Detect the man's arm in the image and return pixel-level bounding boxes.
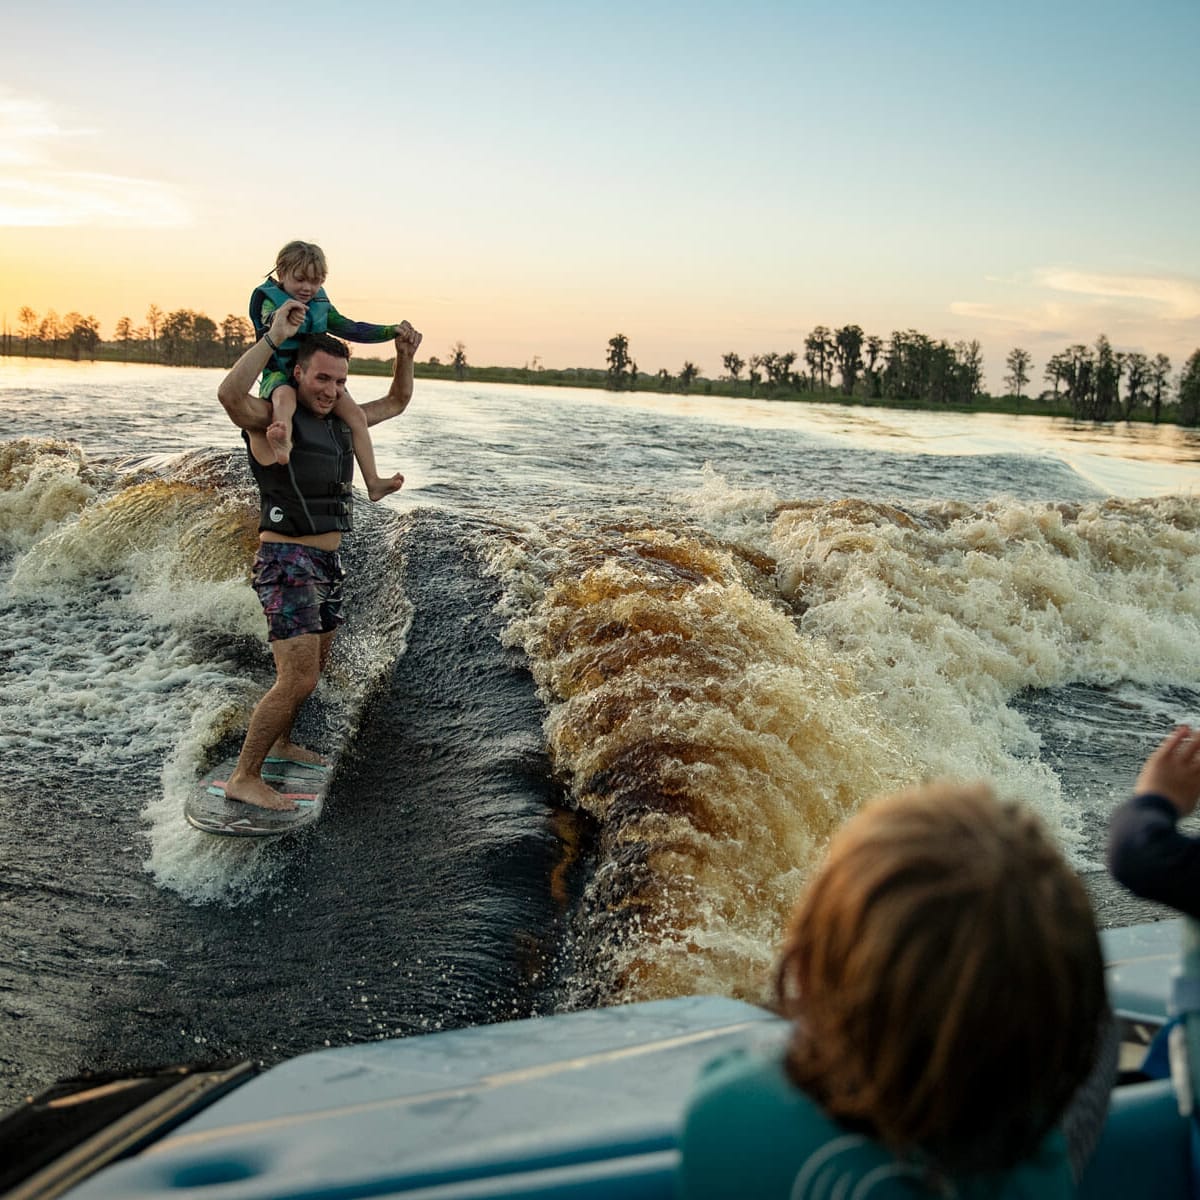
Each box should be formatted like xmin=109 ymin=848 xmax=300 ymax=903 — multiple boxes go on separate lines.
xmin=1108 ymin=793 xmax=1200 ymax=919
xmin=217 ymin=300 xmax=306 ymax=431
xmin=1107 ymin=726 xmax=1200 ymax=919
xmin=360 ymin=322 xmax=423 ymax=427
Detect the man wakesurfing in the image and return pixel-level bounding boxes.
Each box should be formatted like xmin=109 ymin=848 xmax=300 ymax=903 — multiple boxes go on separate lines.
xmin=215 ymin=298 xmax=422 ymax=811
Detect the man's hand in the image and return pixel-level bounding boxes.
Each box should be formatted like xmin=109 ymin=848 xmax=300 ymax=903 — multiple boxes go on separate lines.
xmin=1136 ymin=725 xmax=1200 ymax=816
xmin=269 ymin=299 xmax=307 ymax=344
xmin=360 ymin=322 xmax=421 ymax=426
xmin=394 ymin=320 xmax=423 ymax=359
xmin=219 ymin=301 xmax=307 ymax=429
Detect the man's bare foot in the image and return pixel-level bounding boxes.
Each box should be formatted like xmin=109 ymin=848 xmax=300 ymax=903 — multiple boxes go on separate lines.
xmin=367 ymin=472 xmax=405 ymax=502
xmin=223 ymin=771 xmax=296 ymax=812
xmin=267 ymin=421 xmax=292 ymax=465
xmin=268 ymin=740 xmax=328 ymax=766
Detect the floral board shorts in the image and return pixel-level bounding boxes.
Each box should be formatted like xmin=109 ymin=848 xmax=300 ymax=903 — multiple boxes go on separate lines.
xmin=251 ymin=542 xmax=346 ymax=642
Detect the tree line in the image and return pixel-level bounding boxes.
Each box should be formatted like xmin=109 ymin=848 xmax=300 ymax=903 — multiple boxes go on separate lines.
xmin=605 ymin=326 xmax=1200 ymax=425
xmin=5 ymin=304 xmax=1198 ymax=425
xmin=5 ymin=305 xmax=255 ymax=367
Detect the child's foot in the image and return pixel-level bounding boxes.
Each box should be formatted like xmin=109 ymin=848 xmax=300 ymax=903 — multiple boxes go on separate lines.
xmin=267 ymin=421 xmax=292 ymax=465
xmin=367 ymin=472 xmax=405 ymax=501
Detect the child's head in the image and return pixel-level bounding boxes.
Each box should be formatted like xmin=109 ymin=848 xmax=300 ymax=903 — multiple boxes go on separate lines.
xmin=777 ymin=781 xmax=1104 ymax=1176
xmin=273 ymin=241 xmax=327 ymax=295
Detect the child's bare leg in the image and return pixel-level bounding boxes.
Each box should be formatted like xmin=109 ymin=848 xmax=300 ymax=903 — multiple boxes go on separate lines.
xmin=332 ymin=390 xmax=404 ymax=500
xmin=268 ymin=385 xmax=297 ymax=465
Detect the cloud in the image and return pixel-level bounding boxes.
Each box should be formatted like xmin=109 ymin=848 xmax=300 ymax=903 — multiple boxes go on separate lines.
xmin=1034 ymin=269 xmax=1200 ymax=321
xmin=950 ymin=267 xmax=1200 ymax=356
xmin=0 ymin=88 xmax=190 ymax=228
xmin=0 ymin=92 xmax=72 ymax=167
xmin=0 ymin=174 xmax=190 ymax=228
xmin=947 ymin=300 xmax=1072 ymax=340
xmin=951 ymin=301 xmax=1055 ymax=328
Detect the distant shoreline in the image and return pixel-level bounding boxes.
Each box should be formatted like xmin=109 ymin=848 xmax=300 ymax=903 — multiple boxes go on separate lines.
xmin=0 ymin=344 xmax=1191 ymax=427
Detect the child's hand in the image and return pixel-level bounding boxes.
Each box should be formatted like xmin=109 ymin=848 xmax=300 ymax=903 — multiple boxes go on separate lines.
xmin=270 ymin=299 xmax=306 ymax=342
xmin=1136 ymin=725 xmax=1200 ymax=816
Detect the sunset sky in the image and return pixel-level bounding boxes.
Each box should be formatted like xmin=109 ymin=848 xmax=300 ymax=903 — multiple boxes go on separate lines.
xmin=2 ymin=0 xmax=1198 ymax=391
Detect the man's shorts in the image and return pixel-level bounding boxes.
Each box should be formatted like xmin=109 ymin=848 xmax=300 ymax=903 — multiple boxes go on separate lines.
xmin=251 ymin=542 xmax=345 ymax=642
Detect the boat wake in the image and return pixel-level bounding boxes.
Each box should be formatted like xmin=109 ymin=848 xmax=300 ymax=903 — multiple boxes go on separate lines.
xmin=2 ymin=433 xmax=1198 ymax=1102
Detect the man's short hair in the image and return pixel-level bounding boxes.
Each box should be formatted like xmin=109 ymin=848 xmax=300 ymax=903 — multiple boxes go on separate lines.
xmin=295 ymin=332 xmax=350 ymax=370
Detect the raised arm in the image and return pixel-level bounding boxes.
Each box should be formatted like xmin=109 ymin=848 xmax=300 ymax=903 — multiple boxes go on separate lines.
xmin=1107 ymin=726 xmax=1200 ymax=919
xmin=217 ymin=300 xmax=306 ymax=430
xmin=360 ymin=322 xmax=423 ymax=427
xmin=326 ymin=301 xmax=400 ymax=345
xmin=1135 ymin=725 xmax=1200 ymax=815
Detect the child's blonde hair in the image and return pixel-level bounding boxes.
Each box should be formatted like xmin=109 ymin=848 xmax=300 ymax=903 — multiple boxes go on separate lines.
xmin=777 ymin=780 xmax=1104 ymax=1175
xmin=273 ymin=240 xmax=327 ymax=283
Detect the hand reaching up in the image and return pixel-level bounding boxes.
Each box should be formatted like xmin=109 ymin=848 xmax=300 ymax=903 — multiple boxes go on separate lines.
xmin=394 ymin=320 xmax=423 ymax=359
xmin=1136 ymin=725 xmax=1200 ymax=816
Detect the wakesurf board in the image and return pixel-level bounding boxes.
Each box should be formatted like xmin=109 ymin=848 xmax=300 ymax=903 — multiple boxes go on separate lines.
xmin=185 ymin=756 xmax=329 ymax=837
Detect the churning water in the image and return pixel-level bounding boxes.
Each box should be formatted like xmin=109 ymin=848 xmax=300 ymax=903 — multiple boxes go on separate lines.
xmin=1 ymin=358 xmax=1197 ymax=1107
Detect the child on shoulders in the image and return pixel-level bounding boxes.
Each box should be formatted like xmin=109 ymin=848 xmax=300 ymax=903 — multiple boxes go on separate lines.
xmin=250 ymin=240 xmax=408 ymax=502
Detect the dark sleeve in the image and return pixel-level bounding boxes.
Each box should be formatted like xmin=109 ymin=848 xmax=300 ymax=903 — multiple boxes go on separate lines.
xmin=1108 ymin=792 xmax=1200 ymax=919
xmin=325 ymin=300 xmax=397 ymax=344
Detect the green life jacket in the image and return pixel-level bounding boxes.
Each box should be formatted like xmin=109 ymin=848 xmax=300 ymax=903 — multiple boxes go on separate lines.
xmin=252 ymin=279 xmax=333 ymax=364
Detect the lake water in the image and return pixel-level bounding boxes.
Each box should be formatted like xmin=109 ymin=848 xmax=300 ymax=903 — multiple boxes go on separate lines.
xmin=1 ymin=357 xmax=1198 ymax=1108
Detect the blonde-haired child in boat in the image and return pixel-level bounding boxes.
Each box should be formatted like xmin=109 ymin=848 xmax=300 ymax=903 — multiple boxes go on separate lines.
xmin=249 ymin=240 xmax=411 ymax=501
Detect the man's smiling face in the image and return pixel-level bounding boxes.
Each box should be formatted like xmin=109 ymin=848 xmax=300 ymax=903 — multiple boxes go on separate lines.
xmin=294 ymin=350 xmax=347 ymax=418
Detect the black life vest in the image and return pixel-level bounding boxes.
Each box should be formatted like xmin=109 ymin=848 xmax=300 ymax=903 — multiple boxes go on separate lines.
xmin=245 ymin=406 xmax=353 ymax=537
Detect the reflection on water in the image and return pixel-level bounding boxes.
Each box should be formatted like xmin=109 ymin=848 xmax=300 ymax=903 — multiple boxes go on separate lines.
xmin=767 ymin=403 xmax=1200 ymax=498
xmin=797 ymin=402 xmax=1200 ymax=462
xmin=3 ymin=359 xmax=1197 ymax=496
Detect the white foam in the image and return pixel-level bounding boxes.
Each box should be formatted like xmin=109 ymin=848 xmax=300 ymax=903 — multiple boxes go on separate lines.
xmin=770 ymin=494 xmax=1200 ymax=842
xmin=483 ymin=492 xmax=1200 ymax=1003
xmin=0 ymin=438 xmax=96 ymax=555
xmin=146 ymin=702 xmax=293 ymax=906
